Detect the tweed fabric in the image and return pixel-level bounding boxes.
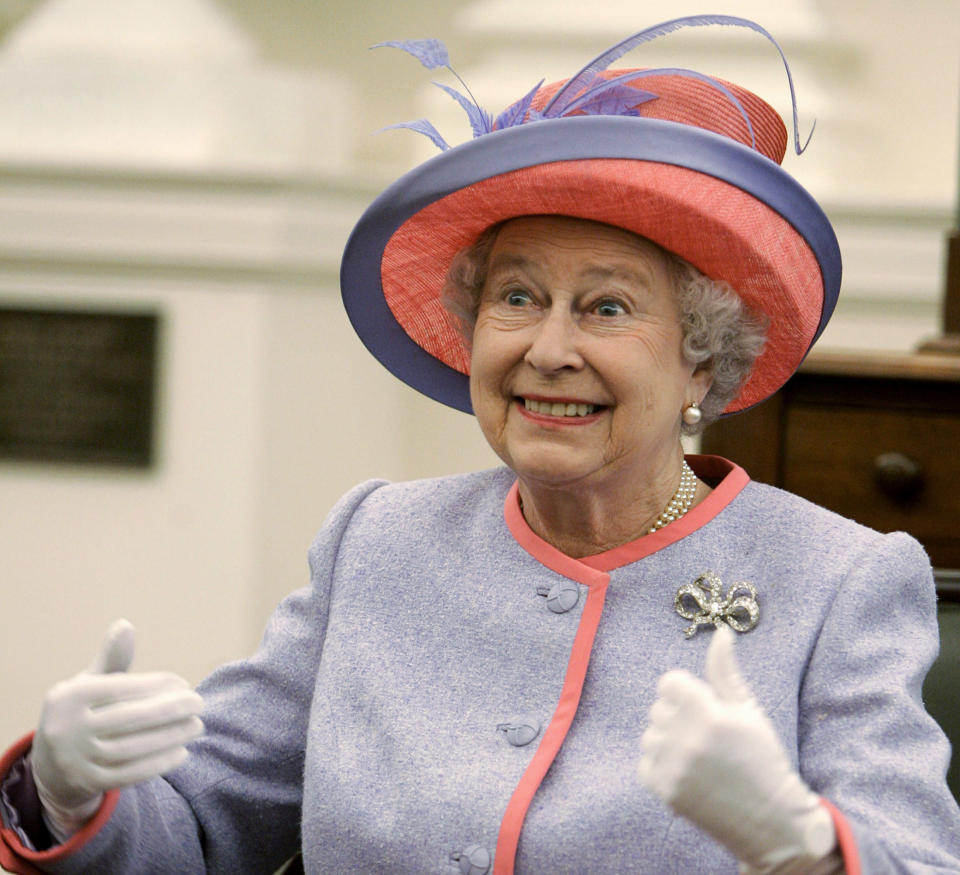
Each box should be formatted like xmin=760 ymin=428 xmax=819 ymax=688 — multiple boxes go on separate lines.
xmin=3 ymin=464 xmax=960 ymax=873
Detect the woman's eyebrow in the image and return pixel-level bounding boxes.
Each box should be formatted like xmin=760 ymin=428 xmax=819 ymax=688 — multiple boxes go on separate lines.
xmin=487 ymin=252 xmax=536 ymax=275
xmin=579 ymin=263 xmax=654 ymax=287
xmin=488 ymin=254 xmax=652 ymax=285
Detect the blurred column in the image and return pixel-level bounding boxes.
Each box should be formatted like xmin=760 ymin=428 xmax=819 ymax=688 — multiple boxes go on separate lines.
xmin=0 ymin=0 xmax=384 ymax=747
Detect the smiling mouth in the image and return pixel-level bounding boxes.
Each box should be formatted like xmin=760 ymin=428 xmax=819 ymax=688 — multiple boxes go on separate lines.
xmin=520 ymin=398 xmax=604 ymax=418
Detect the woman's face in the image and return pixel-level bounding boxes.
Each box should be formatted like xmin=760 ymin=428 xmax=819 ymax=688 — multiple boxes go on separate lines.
xmin=469 ymin=215 xmax=711 ymax=492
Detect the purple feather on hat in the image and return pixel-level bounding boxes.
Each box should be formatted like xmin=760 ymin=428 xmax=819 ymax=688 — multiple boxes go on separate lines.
xmin=373 ymin=38 xmax=493 ymax=143
xmin=558 ymin=74 xmax=657 ymax=118
xmin=373 ymin=15 xmax=813 ymax=154
xmin=372 ymin=39 xmax=450 ymax=70
xmin=541 ymin=14 xmax=812 ymax=152
xmin=540 ymin=15 xmax=732 ymax=117
xmin=377 ymin=119 xmax=451 ymax=152
xmin=492 ymin=79 xmax=544 ymax=131
xmin=432 ymin=81 xmax=493 ymax=138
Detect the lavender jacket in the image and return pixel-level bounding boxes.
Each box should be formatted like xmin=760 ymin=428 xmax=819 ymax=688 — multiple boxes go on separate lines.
xmin=3 ymin=456 xmax=960 ymax=874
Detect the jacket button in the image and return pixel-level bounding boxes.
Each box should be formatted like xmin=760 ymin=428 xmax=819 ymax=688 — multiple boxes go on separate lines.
xmin=536 ymin=580 xmax=579 ymax=613
xmin=497 ymin=714 xmax=542 ymax=746
xmin=452 ymin=844 xmax=491 ymax=874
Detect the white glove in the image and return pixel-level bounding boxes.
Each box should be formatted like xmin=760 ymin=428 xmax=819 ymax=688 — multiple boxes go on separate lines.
xmin=30 ymin=619 xmax=204 ymax=843
xmin=638 ymin=626 xmax=837 ymax=874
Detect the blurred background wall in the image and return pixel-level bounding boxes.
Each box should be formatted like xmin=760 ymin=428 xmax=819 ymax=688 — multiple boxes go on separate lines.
xmin=0 ymin=0 xmax=957 ymax=749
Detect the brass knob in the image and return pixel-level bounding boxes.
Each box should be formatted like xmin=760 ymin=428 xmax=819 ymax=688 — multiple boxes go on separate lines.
xmin=872 ymin=452 xmax=924 ymax=502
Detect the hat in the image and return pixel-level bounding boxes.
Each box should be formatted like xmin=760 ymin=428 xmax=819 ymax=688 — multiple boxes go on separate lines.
xmin=340 ymin=15 xmax=841 ymax=416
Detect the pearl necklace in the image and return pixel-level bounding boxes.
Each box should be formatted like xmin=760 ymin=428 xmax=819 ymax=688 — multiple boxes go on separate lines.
xmin=648 ymin=460 xmax=698 ymax=533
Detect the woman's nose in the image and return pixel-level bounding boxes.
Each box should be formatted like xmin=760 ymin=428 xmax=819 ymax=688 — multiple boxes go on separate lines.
xmin=523 ymin=310 xmax=584 ymax=374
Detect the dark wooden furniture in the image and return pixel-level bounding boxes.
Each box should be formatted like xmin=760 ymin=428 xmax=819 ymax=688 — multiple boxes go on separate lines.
xmin=703 ymin=352 xmax=960 ymax=802
xmin=925 ymin=570 xmax=960 ymax=801
xmin=919 ymin=229 xmax=960 ymax=355
xmin=702 ymin=349 xmax=960 ymax=569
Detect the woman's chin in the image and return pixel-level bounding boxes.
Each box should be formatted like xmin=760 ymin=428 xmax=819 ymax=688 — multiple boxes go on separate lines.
xmin=505 ymin=447 xmax=605 ymax=490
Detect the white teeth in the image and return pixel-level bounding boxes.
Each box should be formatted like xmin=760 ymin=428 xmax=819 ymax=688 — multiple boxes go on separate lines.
xmin=523 ymin=399 xmax=596 ymax=417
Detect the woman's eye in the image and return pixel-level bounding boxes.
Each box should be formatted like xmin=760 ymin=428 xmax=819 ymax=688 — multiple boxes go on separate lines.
xmin=505 ymin=290 xmax=533 ymax=307
xmin=594 ymin=300 xmax=626 ymax=317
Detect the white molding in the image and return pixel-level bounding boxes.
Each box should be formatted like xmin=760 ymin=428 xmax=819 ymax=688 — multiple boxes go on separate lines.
xmin=829 ymin=208 xmax=950 ymax=304
xmin=3 ymin=0 xmax=255 ymax=60
xmin=0 ymin=172 xmax=372 ymax=284
xmin=0 ymin=0 xmax=355 ymax=177
xmin=0 ymin=165 xmax=949 ymax=318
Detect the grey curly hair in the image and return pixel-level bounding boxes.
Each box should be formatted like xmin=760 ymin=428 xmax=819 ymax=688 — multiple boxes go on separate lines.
xmin=440 ymin=220 xmax=768 ymax=434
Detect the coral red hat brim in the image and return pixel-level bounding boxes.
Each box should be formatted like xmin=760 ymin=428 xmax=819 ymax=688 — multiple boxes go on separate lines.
xmin=340 ymin=114 xmax=840 ymax=415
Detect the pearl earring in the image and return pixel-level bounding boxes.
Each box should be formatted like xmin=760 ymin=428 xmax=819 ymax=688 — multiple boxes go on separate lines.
xmin=682 ymin=402 xmax=702 ymax=426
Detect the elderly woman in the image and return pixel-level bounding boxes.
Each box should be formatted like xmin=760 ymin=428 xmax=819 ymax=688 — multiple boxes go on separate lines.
xmin=2 ymin=16 xmax=960 ymax=875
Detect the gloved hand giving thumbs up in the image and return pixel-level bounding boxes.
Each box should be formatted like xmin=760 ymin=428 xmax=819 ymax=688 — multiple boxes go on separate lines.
xmin=638 ymin=626 xmax=839 ymax=874
xmin=29 ymin=619 xmax=204 ymax=843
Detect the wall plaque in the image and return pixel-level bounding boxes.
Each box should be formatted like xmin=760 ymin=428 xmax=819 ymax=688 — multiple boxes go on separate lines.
xmin=0 ymin=306 xmax=158 ymax=466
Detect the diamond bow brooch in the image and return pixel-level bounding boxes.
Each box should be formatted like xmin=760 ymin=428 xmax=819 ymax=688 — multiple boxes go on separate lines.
xmin=674 ymin=572 xmax=759 ymax=638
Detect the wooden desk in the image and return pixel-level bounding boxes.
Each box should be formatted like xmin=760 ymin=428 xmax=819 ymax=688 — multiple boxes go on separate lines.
xmin=702 ymin=350 xmax=960 ymax=568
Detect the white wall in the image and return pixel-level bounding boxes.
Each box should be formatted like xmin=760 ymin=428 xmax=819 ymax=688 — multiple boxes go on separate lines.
xmin=1 ymin=273 xmax=267 ymax=738
xmin=251 ymin=285 xmax=499 ymax=634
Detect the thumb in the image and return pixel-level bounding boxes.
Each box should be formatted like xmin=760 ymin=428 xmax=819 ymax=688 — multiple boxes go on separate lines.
xmin=703 ymin=625 xmax=752 ymax=704
xmin=88 ymin=619 xmax=136 ymax=674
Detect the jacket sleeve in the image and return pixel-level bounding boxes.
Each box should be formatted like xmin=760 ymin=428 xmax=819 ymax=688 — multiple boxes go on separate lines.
xmin=799 ymin=530 xmax=960 ymax=874
xmin=0 ymin=479 xmax=386 ymax=875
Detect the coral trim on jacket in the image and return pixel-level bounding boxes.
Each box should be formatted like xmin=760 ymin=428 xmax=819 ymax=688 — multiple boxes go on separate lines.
xmin=504 ymin=455 xmax=749 ymax=573
xmin=495 ymin=455 xmax=750 ymax=873
xmin=0 ymin=732 xmax=120 ymax=874
xmin=821 ymin=798 xmax=862 ymax=875
xmin=492 ymin=573 xmax=609 ymax=874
